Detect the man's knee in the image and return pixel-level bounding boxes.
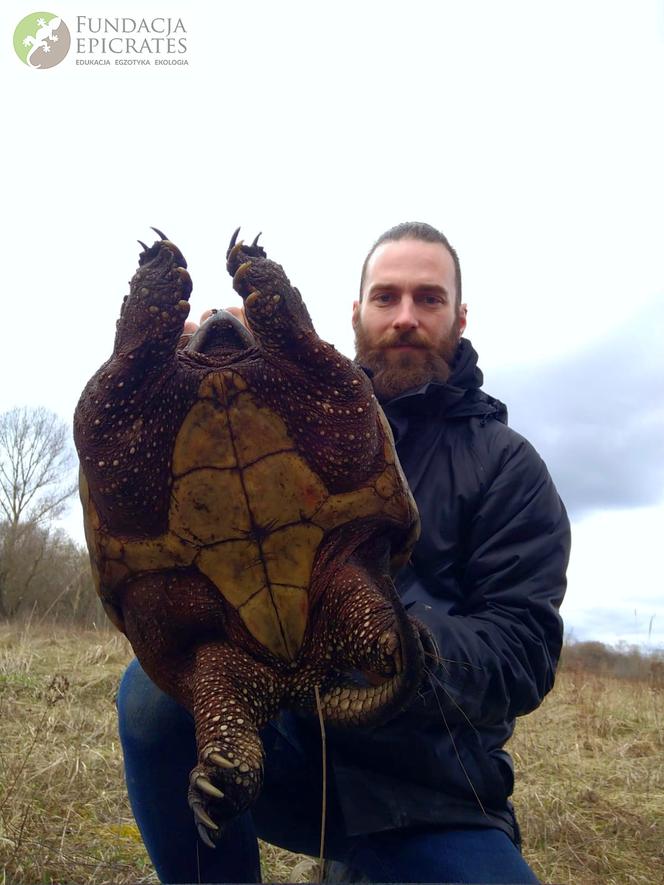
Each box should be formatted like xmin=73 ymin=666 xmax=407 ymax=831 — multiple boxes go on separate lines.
xmin=117 ymin=658 xmax=193 ymax=748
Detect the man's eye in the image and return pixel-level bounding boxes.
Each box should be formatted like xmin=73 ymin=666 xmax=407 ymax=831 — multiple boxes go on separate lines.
xmin=374 ymin=293 xmax=393 ymax=304
xmin=421 ymin=295 xmax=443 ymax=306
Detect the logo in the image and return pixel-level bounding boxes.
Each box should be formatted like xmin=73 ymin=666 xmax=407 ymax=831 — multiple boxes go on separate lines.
xmin=13 ymin=12 xmax=71 ymax=68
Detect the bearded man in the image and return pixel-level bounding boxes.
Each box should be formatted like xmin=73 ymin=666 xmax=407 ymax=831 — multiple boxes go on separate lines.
xmin=117 ymin=222 xmax=569 ymax=884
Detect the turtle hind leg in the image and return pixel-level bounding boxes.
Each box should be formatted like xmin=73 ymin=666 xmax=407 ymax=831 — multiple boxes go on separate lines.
xmin=188 ymin=642 xmax=283 ymax=843
xmin=114 ymin=233 xmax=192 ymax=364
xmin=319 ymin=562 xmax=411 ymax=676
xmin=298 ymin=560 xmax=425 ymax=727
xmin=120 ymin=571 xmax=282 ymax=839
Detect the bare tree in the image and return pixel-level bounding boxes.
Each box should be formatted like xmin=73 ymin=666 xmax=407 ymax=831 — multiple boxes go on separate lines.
xmin=0 ymin=406 xmax=78 ymax=618
xmin=0 ymin=406 xmax=77 ymax=527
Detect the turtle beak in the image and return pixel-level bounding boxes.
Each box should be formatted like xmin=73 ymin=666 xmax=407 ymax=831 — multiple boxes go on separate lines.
xmin=185 ymin=310 xmax=254 ymax=356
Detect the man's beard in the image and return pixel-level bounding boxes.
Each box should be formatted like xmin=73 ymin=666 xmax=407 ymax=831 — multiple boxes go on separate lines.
xmin=354 ymin=316 xmax=461 ymax=404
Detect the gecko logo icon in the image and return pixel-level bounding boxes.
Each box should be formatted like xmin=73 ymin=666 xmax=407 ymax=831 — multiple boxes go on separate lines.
xmin=13 ymin=12 xmax=71 ymax=68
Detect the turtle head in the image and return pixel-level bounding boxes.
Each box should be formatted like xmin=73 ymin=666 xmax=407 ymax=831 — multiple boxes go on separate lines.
xmin=185 ymin=309 xmax=255 ymax=359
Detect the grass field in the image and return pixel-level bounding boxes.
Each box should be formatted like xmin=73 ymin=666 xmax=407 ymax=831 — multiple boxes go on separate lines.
xmin=0 ymin=624 xmax=662 ymax=884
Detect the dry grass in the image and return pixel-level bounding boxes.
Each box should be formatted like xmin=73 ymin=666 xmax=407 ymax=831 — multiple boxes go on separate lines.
xmin=0 ymin=624 xmax=312 ymax=884
xmin=0 ymin=624 xmax=662 ymax=884
xmin=510 ymin=665 xmax=664 ymax=884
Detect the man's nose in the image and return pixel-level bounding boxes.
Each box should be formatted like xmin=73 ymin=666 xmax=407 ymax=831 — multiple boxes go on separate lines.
xmin=392 ymin=298 xmax=418 ymax=330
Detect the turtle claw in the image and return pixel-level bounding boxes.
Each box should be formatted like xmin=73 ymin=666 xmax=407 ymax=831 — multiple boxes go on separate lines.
xmin=188 ymin=756 xmax=242 ymax=847
xmin=227 ymin=240 xmax=245 ymax=267
xmin=197 ymin=823 xmax=217 ymax=849
xmin=233 ymin=261 xmax=252 ymax=286
xmin=191 ymin=799 xmax=220 ymax=831
xmin=227 ymin=227 xmax=241 ymax=255
xmin=195 ymin=775 xmax=225 ymax=800
xmin=191 ymin=794 xmax=221 ymax=847
xmin=227 ymin=228 xmax=267 ymax=272
xmin=136 ymin=231 xmax=187 ymax=269
xmin=209 ymin=750 xmax=236 ymax=770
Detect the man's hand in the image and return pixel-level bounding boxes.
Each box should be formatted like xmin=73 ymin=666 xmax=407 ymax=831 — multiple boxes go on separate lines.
xmin=179 ymin=307 xmax=248 ymax=348
xmin=221 ymin=306 xmax=248 ymax=327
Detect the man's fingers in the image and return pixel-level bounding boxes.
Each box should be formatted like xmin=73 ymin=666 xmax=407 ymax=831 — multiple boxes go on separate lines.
xmin=198 ymin=308 xmax=246 ymax=325
xmin=180 ymin=307 xmax=248 ymax=337
xmin=224 ymin=306 xmax=248 ymax=327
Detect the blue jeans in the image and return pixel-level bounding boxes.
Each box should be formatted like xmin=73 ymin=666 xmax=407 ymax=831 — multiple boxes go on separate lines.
xmin=118 ymin=659 xmax=539 ymax=884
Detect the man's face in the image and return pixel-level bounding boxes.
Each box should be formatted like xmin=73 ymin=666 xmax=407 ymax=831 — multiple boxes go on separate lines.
xmin=353 ymin=239 xmax=467 ymax=403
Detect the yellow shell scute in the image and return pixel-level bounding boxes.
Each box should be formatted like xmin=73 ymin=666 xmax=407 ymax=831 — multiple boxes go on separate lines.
xmin=374 ymin=466 xmax=398 ymax=500
xmin=122 ymin=534 xmax=194 ymax=573
xmin=172 ymin=400 xmax=235 ymax=475
xmin=79 ymin=469 xmax=99 ymax=531
xmin=270 ymin=585 xmax=308 ymax=657
xmin=242 ymin=453 xmax=327 ymax=527
xmin=197 ymin=541 xmax=266 ymax=607
xmin=79 ymin=469 xmax=105 ymax=597
xmin=100 ymin=534 xmax=124 ymax=561
xmin=228 ymin=392 xmax=294 ymax=466
xmin=378 ymin=411 xmax=397 ymax=464
xmin=80 ymin=469 xmax=101 ymax=563
xmin=230 ymin=372 xmax=247 ymax=391
xmin=198 ymin=371 xmax=233 ymax=402
xmin=238 ymin=585 xmax=307 ymax=661
xmin=390 ymin=517 xmax=419 ymax=572
xmin=262 ymin=523 xmax=323 ymax=587
xmin=171 ymin=469 xmax=250 ymax=543
xmin=101 ymin=559 xmax=131 ymax=588
xmin=313 ymin=485 xmax=382 ymax=531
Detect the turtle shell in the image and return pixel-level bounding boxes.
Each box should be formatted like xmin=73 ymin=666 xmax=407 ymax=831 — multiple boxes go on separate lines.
xmin=81 ymin=366 xmax=415 ymax=662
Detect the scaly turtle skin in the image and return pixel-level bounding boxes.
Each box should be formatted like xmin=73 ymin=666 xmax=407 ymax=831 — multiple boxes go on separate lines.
xmin=74 ymin=230 xmax=427 ymax=843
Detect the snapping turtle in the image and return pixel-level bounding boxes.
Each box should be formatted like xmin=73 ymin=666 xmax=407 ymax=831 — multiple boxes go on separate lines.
xmin=74 ymin=230 xmax=427 ymax=842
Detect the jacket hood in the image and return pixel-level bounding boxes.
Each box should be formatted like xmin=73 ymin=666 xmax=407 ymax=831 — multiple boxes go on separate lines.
xmin=379 ymin=338 xmax=508 ymax=425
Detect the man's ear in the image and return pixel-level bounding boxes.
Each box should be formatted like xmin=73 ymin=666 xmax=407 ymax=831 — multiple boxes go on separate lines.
xmin=458 ymin=303 xmax=468 ymax=336
xmin=352 ymin=300 xmax=360 ymax=328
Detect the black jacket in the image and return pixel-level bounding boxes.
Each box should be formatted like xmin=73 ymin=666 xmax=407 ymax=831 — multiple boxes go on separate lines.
xmin=325 ymin=339 xmax=570 ymax=841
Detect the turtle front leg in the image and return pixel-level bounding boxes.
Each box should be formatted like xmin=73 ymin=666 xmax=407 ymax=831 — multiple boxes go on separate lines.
xmin=225 ymin=229 xmax=317 ymax=355
xmin=188 ymin=642 xmax=283 ymax=845
xmin=74 ymin=235 xmax=197 ymax=536
xmin=224 ymin=229 xmax=384 ymax=492
xmin=113 ymin=231 xmax=192 ymax=365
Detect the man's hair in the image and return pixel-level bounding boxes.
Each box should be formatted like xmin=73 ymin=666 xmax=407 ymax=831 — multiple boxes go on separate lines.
xmin=359 ymin=222 xmax=462 ymax=305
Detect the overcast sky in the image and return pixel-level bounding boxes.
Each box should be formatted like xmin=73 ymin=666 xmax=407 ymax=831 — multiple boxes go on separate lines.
xmin=1 ymin=1 xmax=662 ymax=648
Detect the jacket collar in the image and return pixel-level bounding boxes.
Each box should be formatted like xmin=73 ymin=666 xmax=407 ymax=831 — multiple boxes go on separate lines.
xmin=361 ymin=338 xmax=508 ymax=427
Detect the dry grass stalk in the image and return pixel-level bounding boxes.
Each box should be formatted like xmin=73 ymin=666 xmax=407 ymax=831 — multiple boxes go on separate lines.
xmin=0 ymin=624 xmax=662 ymax=884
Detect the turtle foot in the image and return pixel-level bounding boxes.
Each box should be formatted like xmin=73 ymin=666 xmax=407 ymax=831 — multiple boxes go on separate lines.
xmin=226 ymin=230 xmax=269 ymax=301
xmin=113 ymin=232 xmax=192 ymax=359
xmin=224 ymin=226 xmax=316 ymax=345
xmin=138 ymin=229 xmax=188 ymax=269
xmin=226 ymin=228 xmax=266 ymax=265
xmin=188 ymin=743 xmax=263 ymax=844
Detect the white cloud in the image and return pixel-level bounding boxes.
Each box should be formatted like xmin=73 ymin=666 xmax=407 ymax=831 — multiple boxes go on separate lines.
xmin=563 ymin=505 xmax=664 ymax=648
